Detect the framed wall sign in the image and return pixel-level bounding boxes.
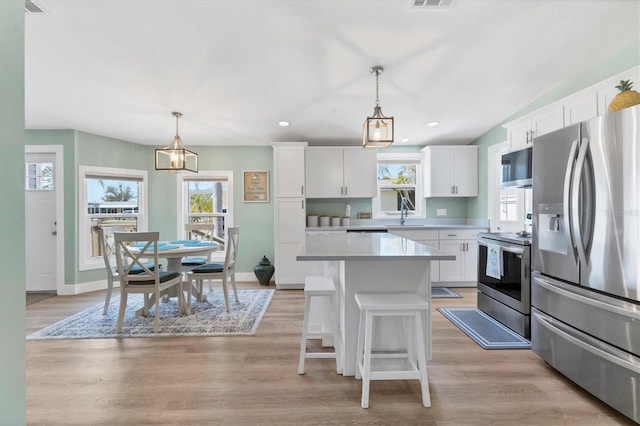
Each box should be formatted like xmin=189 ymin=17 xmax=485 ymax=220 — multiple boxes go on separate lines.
xmin=243 ymin=170 xmax=269 ymax=202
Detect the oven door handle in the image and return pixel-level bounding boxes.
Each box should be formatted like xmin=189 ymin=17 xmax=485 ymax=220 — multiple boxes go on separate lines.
xmin=478 ymin=239 xmax=524 ymax=255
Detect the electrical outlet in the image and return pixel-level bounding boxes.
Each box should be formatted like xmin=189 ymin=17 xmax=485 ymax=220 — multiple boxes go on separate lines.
xmin=436 ymin=208 xmax=447 ymax=216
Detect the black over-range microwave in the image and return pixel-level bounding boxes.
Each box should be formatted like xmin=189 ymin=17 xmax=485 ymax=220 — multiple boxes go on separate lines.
xmin=501 ymin=146 xmax=532 ymax=188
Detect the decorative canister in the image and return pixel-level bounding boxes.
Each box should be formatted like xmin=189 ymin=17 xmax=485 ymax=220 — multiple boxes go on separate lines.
xmin=254 ymin=255 xmax=275 ymax=286
xmin=319 ymin=215 xmax=330 ymax=227
xmin=341 ymin=217 xmax=350 ymax=227
xmin=307 ymin=214 xmax=319 ymax=227
xmin=331 ymin=216 xmax=341 ymax=227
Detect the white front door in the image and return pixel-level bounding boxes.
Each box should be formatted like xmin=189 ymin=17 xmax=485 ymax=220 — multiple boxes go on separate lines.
xmin=25 ymin=150 xmax=61 ymax=292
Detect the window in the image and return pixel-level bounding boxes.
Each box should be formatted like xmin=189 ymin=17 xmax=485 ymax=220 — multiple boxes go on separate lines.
xmin=373 ymin=153 xmax=423 ymax=219
xmin=500 ymin=187 xmax=523 ymax=222
xmin=79 ymin=166 xmax=147 ymax=271
xmin=178 ymin=171 xmax=233 ymax=257
xmin=25 ymin=162 xmax=54 ymax=190
xmin=488 ymin=143 xmax=530 ymax=232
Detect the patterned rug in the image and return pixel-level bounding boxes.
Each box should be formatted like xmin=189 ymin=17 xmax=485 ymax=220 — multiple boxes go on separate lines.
xmin=437 ymin=307 xmax=531 ymax=349
xmin=27 ymin=289 xmax=274 ymax=340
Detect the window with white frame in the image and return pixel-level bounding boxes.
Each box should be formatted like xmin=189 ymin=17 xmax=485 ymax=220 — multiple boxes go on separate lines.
xmin=488 ymin=143 xmax=529 ymax=232
xmin=373 ymin=153 xmax=423 ymax=219
xmin=25 ymin=162 xmax=54 ymax=191
xmin=79 ymin=166 xmax=147 ymax=271
xmin=177 ymin=171 xmax=233 ymax=245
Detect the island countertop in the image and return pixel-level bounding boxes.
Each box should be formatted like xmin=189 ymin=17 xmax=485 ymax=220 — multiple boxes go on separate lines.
xmin=297 ymin=232 xmax=456 ymax=262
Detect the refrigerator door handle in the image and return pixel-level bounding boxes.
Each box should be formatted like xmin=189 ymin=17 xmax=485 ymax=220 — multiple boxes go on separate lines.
xmin=563 ymin=139 xmax=580 ymax=260
xmin=572 ymin=137 xmax=590 ymax=267
xmin=534 ymin=310 xmax=640 ymax=373
xmin=536 ymin=276 xmax=640 ymax=320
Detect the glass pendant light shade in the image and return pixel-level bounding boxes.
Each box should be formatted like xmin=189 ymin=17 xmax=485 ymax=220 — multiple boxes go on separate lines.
xmin=362 ymin=106 xmax=394 ymax=148
xmin=155 ymin=112 xmax=198 ymax=173
xmin=363 ymin=66 xmax=394 ymax=148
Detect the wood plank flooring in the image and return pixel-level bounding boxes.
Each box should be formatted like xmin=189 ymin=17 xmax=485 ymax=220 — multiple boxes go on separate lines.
xmin=25 ymin=284 xmax=634 ymax=425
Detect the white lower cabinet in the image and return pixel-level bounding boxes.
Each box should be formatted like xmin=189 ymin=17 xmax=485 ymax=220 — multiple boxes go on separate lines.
xmin=274 ymin=198 xmax=306 ymax=288
xmin=437 ymin=229 xmax=483 ymax=284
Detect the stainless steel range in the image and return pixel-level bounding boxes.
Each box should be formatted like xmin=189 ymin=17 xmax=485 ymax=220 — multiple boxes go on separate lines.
xmin=477 ymin=232 xmax=532 ymax=338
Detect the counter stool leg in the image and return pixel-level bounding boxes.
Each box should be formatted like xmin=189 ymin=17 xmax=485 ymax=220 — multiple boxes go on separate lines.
xmin=329 ymin=293 xmax=343 ymax=374
xmin=361 ymin=310 xmax=374 ymax=409
xmin=355 ymin=308 xmax=366 ymax=380
xmin=298 ymin=295 xmax=312 ymax=375
xmin=415 ymin=310 xmax=431 ymax=408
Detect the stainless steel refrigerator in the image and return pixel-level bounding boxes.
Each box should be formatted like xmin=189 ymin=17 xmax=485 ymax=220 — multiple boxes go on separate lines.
xmin=531 ymin=104 xmax=640 ymax=423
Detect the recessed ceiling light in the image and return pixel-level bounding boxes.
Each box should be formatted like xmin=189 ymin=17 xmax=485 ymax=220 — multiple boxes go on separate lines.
xmin=278 ymin=121 xmax=290 ymax=127
xmin=427 ymin=121 xmax=439 ymax=127
xmin=401 ymin=138 xmax=409 ymax=143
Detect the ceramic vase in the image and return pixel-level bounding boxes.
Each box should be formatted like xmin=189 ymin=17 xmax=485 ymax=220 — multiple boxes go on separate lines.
xmin=254 ymin=255 xmax=275 ymax=286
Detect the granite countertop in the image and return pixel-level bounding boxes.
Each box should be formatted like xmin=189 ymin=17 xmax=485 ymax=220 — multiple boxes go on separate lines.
xmin=297 ymin=232 xmax=456 ymax=261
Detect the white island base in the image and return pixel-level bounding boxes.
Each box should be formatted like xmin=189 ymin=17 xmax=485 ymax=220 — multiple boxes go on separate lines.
xmin=298 ymin=232 xmax=454 ymax=377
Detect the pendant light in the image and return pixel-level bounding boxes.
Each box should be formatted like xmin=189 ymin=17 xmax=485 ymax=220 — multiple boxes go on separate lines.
xmin=155 ymin=112 xmax=198 ymax=173
xmin=362 ymin=65 xmax=394 ymax=148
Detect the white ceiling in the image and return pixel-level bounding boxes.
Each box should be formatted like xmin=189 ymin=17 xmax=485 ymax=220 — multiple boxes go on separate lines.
xmin=25 ymin=0 xmax=640 ymax=148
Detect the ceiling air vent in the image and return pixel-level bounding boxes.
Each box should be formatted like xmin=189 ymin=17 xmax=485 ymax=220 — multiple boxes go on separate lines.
xmin=25 ymin=0 xmax=45 ymax=13
xmin=411 ymin=0 xmax=453 ymax=8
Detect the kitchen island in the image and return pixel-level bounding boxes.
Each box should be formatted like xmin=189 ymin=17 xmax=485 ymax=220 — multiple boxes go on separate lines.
xmin=297 ymin=232 xmax=455 ymax=376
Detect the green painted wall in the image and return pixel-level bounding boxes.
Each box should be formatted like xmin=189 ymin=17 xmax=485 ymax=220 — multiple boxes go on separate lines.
xmin=147 ymin=145 xmax=275 ymax=273
xmin=467 ymin=37 xmax=640 ymax=219
xmin=0 ymin=0 xmax=26 ymax=423
xmin=25 ymin=131 xmax=275 ymax=285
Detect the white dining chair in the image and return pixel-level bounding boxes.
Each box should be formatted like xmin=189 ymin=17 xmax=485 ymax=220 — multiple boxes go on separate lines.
xmin=113 ymin=231 xmax=185 ymax=333
xmin=99 ymin=226 xmax=158 ymax=315
xmin=181 ymin=223 xmax=222 ymax=272
xmin=99 ymin=226 xmax=126 ymax=315
xmin=186 ymin=226 xmax=239 ymax=313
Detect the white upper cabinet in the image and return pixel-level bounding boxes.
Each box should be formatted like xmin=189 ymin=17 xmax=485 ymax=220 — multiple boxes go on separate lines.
xmin=272 ymin=144 xmax=306 ymax=198
xmin=505 ymin=104 xmax=564 ymax=150
xmin=422 ymin=145 xmax=478 ymax=197
xmin=503 ymin=66 xmax=640 ymax=146
xmin=564 ymin=91 xmax=598 ymax=125
xmin=305 ymin=147 xmax=377 ymax=198
xmin=342 ymin=149 xmax=378 ymax=197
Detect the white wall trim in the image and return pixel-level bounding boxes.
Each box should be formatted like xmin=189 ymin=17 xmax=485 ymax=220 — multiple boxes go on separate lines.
xmin=57 ymin=279 xmax=114 ymax=296
xmin=176 ymin=170 xmax=234 ymax=237
xmin=487 ymin=142 xmax=507 ymax=232
xmin=78 ymin=165 xmax=148 ymax=271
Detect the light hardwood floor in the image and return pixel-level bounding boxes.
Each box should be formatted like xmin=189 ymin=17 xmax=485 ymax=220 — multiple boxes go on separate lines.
xmin=26 ymin=283 xmax=634 ymax=425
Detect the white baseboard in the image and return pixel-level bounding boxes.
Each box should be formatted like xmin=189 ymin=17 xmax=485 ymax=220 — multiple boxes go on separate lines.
xmin=276 ymin=283 xmax=304 ymax=290
xmin=57 ymin=279 xmax=114 ymax=296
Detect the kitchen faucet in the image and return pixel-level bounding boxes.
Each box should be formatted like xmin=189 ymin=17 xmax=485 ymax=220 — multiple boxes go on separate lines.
xmin=400 ymin=196 xmax=409 ymax=225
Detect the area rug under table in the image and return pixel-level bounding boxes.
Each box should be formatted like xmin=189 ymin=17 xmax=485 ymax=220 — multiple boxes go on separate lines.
xmin=437 ymin=307 xmax=531 ymax=349
xmin=27 ymin=289 xmax=274 ymax=340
